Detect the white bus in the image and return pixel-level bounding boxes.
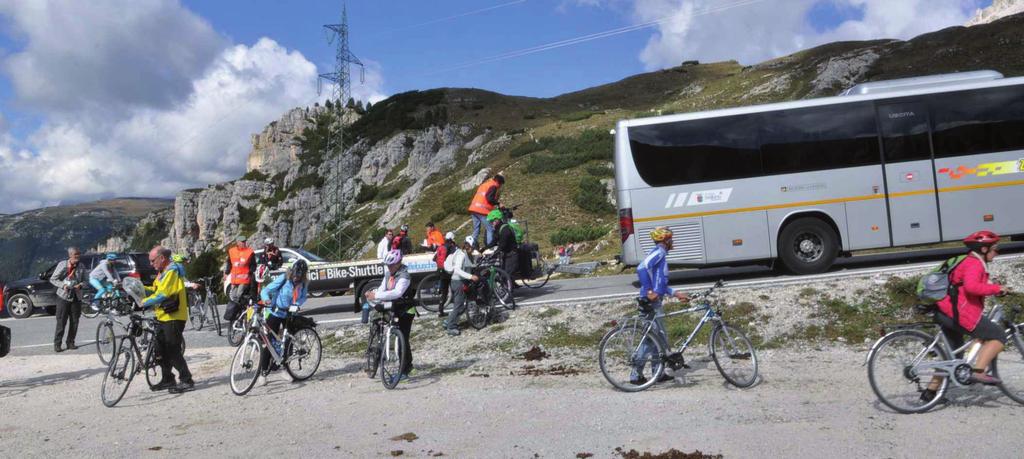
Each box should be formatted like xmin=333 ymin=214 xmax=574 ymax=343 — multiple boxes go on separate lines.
xmin=614 ymin=70 xmax=1024 ymax=274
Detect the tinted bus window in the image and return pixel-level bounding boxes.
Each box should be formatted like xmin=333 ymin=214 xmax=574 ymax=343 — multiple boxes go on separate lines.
xmin=932 ymin=86 xmax=1024 ymax=158
xmin=760 ymin=103 xmax=880 ymax=174
xmin=877 ymin=101 xmax=932 ymax=163
xmin=628 ymin=114 xmax=762 ymax=187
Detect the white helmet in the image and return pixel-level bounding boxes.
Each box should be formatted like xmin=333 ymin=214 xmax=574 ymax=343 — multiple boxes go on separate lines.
xmin=264 ymin=237 xmax=274 ymax=245
xmin=445 ymin=231 xmax=455 ymax=241
xmin=383 ymin=249 xmax=403 ymax=266
xmin=465 ymin=236 xmax=475 ymax=246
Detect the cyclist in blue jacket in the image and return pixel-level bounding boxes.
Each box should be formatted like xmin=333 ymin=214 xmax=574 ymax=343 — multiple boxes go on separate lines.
xmin=633 ymin=227 xmax=689 ymax=385
xmin=258 ymin=259 xmax=309 ymax=384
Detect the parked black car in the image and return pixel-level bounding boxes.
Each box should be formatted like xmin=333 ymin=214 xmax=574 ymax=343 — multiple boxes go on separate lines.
xmin=2 ymin=252 xmax=156 ymax=319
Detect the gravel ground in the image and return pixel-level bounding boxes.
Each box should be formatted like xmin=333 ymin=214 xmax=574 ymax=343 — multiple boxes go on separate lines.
xmin=5 ymin=261 xmax=1024 ymax=458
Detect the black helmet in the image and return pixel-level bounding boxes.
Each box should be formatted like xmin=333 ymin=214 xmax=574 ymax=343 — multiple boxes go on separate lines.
xmin=290 ymin=259 xmax=309 ymax=281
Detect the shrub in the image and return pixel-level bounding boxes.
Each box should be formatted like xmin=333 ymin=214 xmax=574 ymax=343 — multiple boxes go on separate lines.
xmin=585 ymin=164 xmax=614 ymax=177
xmin=129 ymin=219 xmax=169 ymax=251
xmin=550 ymin=224 xmax=609 ymax=246
xmin=429 ymin=187 xmax=475 ymax=223
xmin=377 ymin=178 xmax=411 ymax=200
xmin=509 ymin=140 xmax=544 ymax=158
xmin=355 ymin=184 xmax=378 ymax=203
xmin=525 ymin=129 xmax=613 ymax=174
xmin=240 ymin=169 xmax=269 ymax=181
xmin=574 ymin=176 xmax=614 ymax=214
xmin=238 ymin=205 xmax=260 ymax=234
xmin=186 ymin=250 xmax=223 ymax=281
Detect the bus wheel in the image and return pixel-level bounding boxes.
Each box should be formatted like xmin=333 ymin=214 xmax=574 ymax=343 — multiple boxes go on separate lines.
xmin=778 ymin=217 xmax=837 ymax=275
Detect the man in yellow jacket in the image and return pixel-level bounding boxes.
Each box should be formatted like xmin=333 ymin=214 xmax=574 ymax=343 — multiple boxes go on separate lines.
xmin=142 ymin=246 xmax=193 ymax=393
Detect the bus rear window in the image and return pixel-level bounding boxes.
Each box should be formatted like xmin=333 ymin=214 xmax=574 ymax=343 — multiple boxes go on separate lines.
xmin=628 ymin=115 xmax=762 ymax=187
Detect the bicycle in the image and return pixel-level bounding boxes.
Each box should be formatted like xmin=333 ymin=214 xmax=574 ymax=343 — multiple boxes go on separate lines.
xmin=496 ymin=204 xmax=555 ymax=289
xmin=187 ymin=276 xmax=222 ymax=335
xmin=598 ymin=280 xmax=759 ymax=392
xmin=83 ymin=281 xmax=130 ymax=319
xmin=475 ymin=252 xmax=516 ymax=311
xmin=228 ymin=304 xmax=322 ymax=396
xmin=99 ymin=312 xmax=162 ymax=407
xmin=866 ymin=303 xmax=1024 ymax=413
xmin=364 ymin=301 xmax=409 ymax=389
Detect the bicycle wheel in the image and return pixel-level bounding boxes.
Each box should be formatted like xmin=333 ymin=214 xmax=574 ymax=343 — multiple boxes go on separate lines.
xmin=468 ymin=294 xmax=491 ymax=330
xmin=994 ymin=331 xmax=1024 ymax=405
xmin=95 ymin=320 xmax=117 ymax=365
xmin=415 ymin=273 xmax=443 ymax=313
xmin=520 ymin=255 xmax=551 ymax=289
xmin=229 ymin=336 xmax=263 ymax=396
xmin=101 ymin=338 xmax=136 ymax=408
xmin=491 ymin=268 xmax=516 ymax=310
xmin=188 ymin=292 xmax=205 ymax=331
xmin=381 ymin=327 xmax=407 ymax=390
xmin=208 ymin=298 xmax=222 ymax=336
xmin=709 ymin=323 xmax=759 ymax=388
xmin=598 ymin=318 xmax=664 ymax=392
xmin=82 ymin=300 xmax=102 ymax=319
xmin=228 ymin=316 xmax=246 ymax=346
xmin=285 ymin=327 xmax=322 ymax=381
xmin=867 ymin=329 xmax=951 ymax=414
xmin=143 ymin=333 xmax=161 ymax=389
xmin=365 ymin=323 xmax=381 ymax=378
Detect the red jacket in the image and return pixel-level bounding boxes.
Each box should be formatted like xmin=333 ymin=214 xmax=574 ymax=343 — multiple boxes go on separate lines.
xmin=936 ymin=254 xmax=1002 ymax=331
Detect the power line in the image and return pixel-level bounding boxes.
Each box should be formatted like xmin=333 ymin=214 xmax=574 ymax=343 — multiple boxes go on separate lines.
xmin=423 ymin=0 xmax=766 ymax=76
xmin=370 ymin=0 xmax=528 ymax=37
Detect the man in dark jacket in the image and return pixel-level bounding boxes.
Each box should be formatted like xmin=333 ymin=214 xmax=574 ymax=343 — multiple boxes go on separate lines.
xmin=50 ymin=247 xmax=87 ymax=352
xmin=487 ymin=210 xmax=519 ymax=278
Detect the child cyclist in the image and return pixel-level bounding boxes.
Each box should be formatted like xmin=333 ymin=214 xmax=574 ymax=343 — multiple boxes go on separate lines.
xmin=258 ymin=259 xmax=310 ymax=385
xmin=88 ymin=253 xmax=121 ymax=311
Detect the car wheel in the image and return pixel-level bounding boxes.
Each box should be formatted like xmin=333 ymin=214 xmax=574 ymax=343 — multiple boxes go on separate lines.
xmin=7 ymin=293 xmax=35 ymax=319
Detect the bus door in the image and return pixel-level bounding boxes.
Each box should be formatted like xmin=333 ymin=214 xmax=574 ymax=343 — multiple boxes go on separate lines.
xmin=877 ymin=101 xmax=942 ymax=245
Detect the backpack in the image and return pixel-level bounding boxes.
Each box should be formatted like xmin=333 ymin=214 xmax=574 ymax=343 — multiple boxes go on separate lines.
xmin=443 ymin=249 xmax=460 ymax=274
xmin=916 ymin=255 xmax=967 ymax=305
xmin=0 ymin=324 xmax=10 ymax=358
xmin=507 ymin=220 xmax=525 ymax=244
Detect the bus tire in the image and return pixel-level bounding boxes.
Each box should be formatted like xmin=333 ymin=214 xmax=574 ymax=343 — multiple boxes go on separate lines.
xmin=777 ymin=217 xmax=838 ymax=275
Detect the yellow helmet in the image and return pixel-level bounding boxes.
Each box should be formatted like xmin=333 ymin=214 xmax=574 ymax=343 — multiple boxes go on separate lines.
xmin=650 ymin=226 xmax=673 ymax=243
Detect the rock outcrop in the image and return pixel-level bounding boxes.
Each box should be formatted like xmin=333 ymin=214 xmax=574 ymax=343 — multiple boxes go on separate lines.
xmin=967 ymin=0 xmax=1024 ymax=26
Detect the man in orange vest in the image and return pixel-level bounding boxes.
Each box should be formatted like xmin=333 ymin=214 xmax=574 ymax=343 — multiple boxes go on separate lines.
xmin=467 ymin=174 xmax=504 ymax=247
xmin=223 ymin=235 xmax=256 ymax=323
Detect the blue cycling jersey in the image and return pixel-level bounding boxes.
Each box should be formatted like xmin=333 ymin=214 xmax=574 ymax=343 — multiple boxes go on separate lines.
xmin=637 ymin=244 xmax=674 ymax=299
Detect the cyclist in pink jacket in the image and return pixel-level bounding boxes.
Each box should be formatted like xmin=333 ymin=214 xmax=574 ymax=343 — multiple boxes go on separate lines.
xmin=934 ymin=230 xmax=1007 ymax=387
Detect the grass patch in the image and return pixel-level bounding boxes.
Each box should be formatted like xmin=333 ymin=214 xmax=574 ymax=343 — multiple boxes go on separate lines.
xmin=322 ymin=334 xmax=367 ymax=356
xmin=536 ymin=308 xmax=563 ymax=319
xmin=509 ymin=140 xmax=545 ymax=158
xmin=550 ymin=224 xmax=610 ymax=246
xmin=559 ymin=110 xmax=599 ymax=122
xmin=489 ymin=324 xmax=507 ymax=333
xmin=798 ymin=287 xmax=819 ymax=298
xmin=538 ymin=323 xmax=605 ymax=349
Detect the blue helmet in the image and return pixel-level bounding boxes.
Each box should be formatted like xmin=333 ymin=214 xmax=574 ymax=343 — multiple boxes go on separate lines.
xmin=105 ymin=253 xmax=117 ymax=260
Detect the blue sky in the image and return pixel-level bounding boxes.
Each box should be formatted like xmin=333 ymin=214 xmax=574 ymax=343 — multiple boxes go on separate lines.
xmin=0 ymin=0 xmax=995 ymax=213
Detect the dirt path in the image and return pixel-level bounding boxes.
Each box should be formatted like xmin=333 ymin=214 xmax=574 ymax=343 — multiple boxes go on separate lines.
xmin=3 ymin=343 xmax=1024 ymax=458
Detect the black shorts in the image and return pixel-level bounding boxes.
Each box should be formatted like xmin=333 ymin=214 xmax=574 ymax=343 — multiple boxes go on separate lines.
xmin=970 ymin=317 xmax=1007 ymax=344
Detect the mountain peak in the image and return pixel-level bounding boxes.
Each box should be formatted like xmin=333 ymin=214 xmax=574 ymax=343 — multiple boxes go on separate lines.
xmin=966 ymin=0 xmax=1024 ymax=26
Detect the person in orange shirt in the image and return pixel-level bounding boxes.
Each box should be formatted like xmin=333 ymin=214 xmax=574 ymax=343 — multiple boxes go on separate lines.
xmin=422 ymin=222 xmax=445 ymax=251
xmin=467 ymin=174 xmax=504 ymax=247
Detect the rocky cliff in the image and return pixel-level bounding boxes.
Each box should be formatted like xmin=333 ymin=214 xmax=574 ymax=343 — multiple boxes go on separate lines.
xmin=967 ymin=0 xmax=1024 ymax=26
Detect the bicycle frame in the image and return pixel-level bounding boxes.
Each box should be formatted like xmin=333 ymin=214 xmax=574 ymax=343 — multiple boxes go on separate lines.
xmin=243 ymin=307 xmax=297 ymax=366
xmin=368 ymin=307 xmax=399 ymax=362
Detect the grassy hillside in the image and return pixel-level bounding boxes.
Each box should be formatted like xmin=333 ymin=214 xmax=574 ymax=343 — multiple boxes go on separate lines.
xmin=0 ymin=198 xmax=172 ymax=281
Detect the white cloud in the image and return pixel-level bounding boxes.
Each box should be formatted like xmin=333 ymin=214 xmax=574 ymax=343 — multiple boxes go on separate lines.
xmin=0 ymin=0 xmax=225 ymax=117
xmin=0 ymin=35 xmax=320 ymax=213
xmin=572 ymin=0 xmax=984 ymax=69
xmin=0 ymin=0 xmax=378 ymax=214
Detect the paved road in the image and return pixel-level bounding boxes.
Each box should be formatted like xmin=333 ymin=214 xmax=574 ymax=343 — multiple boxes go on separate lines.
xmin=5 ymin=242 xmax=1023 ymax=357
